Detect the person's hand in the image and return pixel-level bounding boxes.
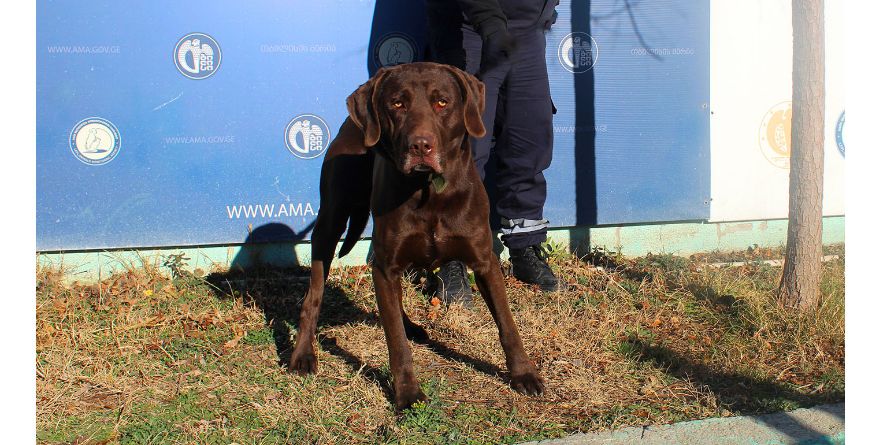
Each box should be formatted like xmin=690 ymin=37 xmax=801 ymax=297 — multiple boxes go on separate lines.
xmin=479 ymin=29 xmax=516 ymax=77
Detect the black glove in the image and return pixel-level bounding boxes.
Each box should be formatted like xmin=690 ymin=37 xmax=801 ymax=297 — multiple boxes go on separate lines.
xmin=478 ymin=29 xmax=517 ymax=77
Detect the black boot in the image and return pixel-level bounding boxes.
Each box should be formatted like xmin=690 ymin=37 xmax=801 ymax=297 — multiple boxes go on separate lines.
xmin=509 ymin=245 xmax=564 ymax=292
xmin=432 ymin=261 xmax=473 ymax=306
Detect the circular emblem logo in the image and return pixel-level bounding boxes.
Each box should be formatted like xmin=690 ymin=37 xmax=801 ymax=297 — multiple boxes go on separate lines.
xmin=758 ymin=101 xmax=792 ymax=169
xmin=374 ymin=33 xmax=417 ymax=68
xmin=558 ymin=32 xmax=598 ymax=73
xmin=174 ymin=32 xmax=221 ymax=79
xmin=835 ymin=110 xmax=845 ymax=157
xmin=69 ymin=117 xmax=121 ymax=165
xmin=285 ymin=114 xmax=330 ymax=159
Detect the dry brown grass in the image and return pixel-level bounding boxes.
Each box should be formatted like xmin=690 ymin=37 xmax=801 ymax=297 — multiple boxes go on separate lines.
xmin=36 ymin=244 xmax=844 ymax=444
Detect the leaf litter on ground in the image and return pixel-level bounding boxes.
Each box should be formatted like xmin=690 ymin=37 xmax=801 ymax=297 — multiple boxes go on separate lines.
xmin=36 ymin=244 xmax=844 ymax=444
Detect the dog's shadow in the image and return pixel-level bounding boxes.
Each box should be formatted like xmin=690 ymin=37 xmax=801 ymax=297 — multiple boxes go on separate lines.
xmin=205 ymin=265 xmax=505 ymax=403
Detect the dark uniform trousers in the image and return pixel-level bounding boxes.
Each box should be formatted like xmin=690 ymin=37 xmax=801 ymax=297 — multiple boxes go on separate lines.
xmin=428 ymin=0 xmax=558 ymax=250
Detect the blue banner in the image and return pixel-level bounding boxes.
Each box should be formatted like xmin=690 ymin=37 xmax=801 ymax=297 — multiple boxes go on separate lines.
xmin=37 ymin=0 xmax=709 ymax=251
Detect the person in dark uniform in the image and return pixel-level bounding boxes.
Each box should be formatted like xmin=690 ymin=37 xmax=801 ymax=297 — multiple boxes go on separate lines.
xmin=426 ymin=0 xmax=563 ymax=303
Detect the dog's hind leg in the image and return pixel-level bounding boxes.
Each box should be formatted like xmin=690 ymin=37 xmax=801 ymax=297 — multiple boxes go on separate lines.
xmin=288 ymin=219 xmax=343 ymax=374
xmin=400 ymin=303 xmax=429 ymax=343
xmin=289 ymin=157 xmax=356 ymax=375
xmin=288 ymin=259 xmax=327 ymax=374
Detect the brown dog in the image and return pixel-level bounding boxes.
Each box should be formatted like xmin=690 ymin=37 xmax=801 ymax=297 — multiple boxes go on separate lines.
xmin=288 ymin=62 xmax=544 ymax=410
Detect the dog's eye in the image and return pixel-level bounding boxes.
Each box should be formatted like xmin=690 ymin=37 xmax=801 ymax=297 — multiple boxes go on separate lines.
xmin=392 ymin=101 xmax=404 ymax=109
xmin=436 ymin=99 xmax=448 ymax=108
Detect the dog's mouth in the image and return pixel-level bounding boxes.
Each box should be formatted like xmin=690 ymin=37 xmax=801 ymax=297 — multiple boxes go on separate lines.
xmin=411 ymin=164 xmax=433 ymax=173
xmin=403 ymin=156 xmax=443 ymax=175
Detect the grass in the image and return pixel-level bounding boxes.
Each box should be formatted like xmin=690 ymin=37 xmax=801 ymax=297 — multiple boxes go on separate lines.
xmin=36 ymin=243 xmax=845 ymax=444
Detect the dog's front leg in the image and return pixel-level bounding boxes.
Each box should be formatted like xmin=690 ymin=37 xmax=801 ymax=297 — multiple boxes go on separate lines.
xmin=472 ymin=253 xmax=545 ymax=396
xmin=372 ymin=265 xmax=428 ymax=410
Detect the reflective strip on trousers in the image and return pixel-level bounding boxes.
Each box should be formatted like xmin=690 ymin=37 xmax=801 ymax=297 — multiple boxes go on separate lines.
xmin=500 ymin=218 xmax=549 ymax=235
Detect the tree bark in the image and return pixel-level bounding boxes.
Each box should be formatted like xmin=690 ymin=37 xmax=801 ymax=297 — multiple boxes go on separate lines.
xmin=779 ymin=0 xmax=826 ymax=310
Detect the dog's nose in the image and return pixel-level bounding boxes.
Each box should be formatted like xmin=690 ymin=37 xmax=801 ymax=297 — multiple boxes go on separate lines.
xmin=408 ymin=135 xmax=435 ymax=155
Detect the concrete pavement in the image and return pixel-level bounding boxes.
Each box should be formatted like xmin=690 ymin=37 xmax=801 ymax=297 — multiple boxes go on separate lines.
xmin=520 ymin=403 xmax=844 ymax=445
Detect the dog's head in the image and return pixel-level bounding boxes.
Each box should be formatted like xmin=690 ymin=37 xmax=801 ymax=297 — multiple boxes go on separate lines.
xmin=346 ymin=62 xmax=486 ymax=176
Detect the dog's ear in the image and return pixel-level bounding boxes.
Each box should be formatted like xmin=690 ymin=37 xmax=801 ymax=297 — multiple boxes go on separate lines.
xmin=443 ymin=65 xmax=486 ymax=138
xmin=346 ymin=68 xmax=390 ymax=147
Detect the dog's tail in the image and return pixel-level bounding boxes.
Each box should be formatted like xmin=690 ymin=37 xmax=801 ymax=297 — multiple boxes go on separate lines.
xmin=338 ymin=205 xmax=369 ymax=258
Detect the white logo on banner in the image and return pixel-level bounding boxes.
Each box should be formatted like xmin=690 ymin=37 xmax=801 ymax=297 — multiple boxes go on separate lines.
xmin=374 ymin=33 xmax=416 ymax=67
xmin=174 ymin=33 xmax=221 ymax=79
xmin=285 ymin=114 xmax=330 ymax=159
xmin=69 ymin=117 xmax=121 ymax=165
xmin=558 ymin=32 xmax=598 ymax=73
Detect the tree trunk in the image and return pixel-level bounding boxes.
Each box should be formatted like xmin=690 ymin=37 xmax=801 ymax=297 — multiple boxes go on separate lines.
xmin=779 ymin=0 xmax=826 ymax=310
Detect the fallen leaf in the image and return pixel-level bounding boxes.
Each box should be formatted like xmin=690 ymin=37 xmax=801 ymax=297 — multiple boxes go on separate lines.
xmin=640 ymin=382 xmax=656 ymax=395
xmin=223 ymin=330 xmax=246 ymax=350
xmin=52 ymin=299 xmax=67 ymax=315
xmin=632 ymin=409 xmax=650 ymax=418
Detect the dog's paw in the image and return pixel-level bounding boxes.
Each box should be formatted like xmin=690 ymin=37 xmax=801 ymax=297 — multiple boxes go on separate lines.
xmin=288 ymin=352 xmax=318 ymax=375
xmin=510 ymin=372 xmax=545 ymax=396
xmin=395 ymin=387 xmax=428 ymax=411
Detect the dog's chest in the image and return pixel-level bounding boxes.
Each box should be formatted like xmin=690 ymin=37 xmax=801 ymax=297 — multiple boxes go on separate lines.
xmin=394 ymin=211 xmax=474 ymax=268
